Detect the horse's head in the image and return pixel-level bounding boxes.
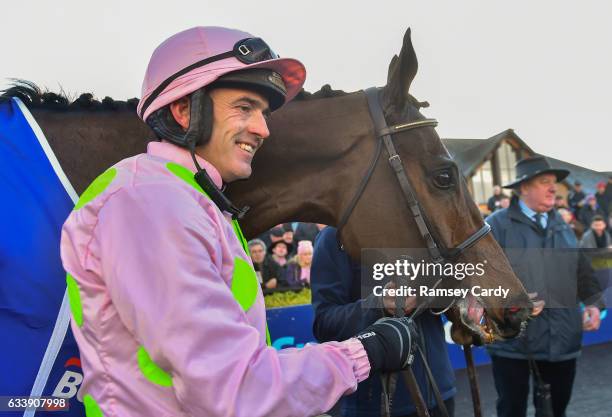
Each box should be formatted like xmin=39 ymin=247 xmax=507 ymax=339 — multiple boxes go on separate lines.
xmin=337 ymin=29 xmax=532 ymax=345
xmin=226 ymin=28 xmax=531 ymax=344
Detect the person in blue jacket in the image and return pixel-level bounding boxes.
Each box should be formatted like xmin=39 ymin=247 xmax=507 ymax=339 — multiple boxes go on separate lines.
xmin=311 ymin=226 xmax=456 ymax=417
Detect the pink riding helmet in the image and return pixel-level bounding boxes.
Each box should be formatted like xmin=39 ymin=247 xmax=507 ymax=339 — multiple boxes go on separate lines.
xmin=137 ymin=26 xmax=306 ymax=122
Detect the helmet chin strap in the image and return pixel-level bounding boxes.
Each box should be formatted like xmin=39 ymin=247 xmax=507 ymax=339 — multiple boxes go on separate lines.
xmin=189 ymin=143 xmax=250 ymax=220
xmin=187 ymin=91 xmax=250 ymax=220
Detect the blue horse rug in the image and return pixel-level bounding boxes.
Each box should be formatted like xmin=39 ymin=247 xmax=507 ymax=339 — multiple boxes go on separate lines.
xmin=0 ymin=97 xmax=84 ymax=416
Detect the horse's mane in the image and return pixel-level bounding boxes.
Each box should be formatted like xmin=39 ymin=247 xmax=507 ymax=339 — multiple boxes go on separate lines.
xmin=295 ymin=84 xmax=348 ymax=100
xmin=0 ymin=80 xmax=139 ymax=111
xmin=0 ymin=80 xmax=349 ymax=112
xmin=0 ymin=80 xmax=427 ymax=110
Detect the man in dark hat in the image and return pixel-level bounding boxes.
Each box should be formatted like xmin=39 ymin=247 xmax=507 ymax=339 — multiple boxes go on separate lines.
xmin=485 ymin=155 xmax=604 ymax=417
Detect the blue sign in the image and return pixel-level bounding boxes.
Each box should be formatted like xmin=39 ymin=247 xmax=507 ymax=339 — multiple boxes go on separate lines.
xmin=266 ymin=302 xmax=612 ymax=370
xmin=0 ymin=98 xmax=84 ymax=416
xmin=267 ymin=304 xmax=317 ymax=350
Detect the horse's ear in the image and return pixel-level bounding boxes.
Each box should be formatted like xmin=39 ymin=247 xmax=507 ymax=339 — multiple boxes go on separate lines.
xmin=387 ymin=55 xmax=399 ymax=85
xmin=382 ymin=28 xmax=418 ymax=108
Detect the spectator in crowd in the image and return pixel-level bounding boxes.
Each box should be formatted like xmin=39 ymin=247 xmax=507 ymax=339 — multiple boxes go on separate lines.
xmin=580 ymin=215 xmax=612 ymax=249
xmin=606 ymin=176 xmax=612 ymax=213
xmin=558 ymin=207 xmax=585 ymax=240
xmin=554 ymin=195 xmax=568 ymax=209
xmin=248 ymin=239 xmax=286 ymax=290
xmin=487 ymin=185 xmax=507 ymax=213
xmin=568 ymin=180 xmax=586 ymax=216
xmin=579 ymin=195 xmax=606 ymax=229
xmin=311 ymin=227 xmax=456 ymax=417
xmin=260 ymin=223 xmax=319 ymax=258
xmin=270 ymin=226 xmax=285 ymax=242
xmin=595 ymin=181 xmax=610 ymax=220
xmin=284 ymin=240 xmax=314 ymax=288
xmin=258 ymin=224 xmax=284 ymax=249
xmin=292 ymin=222 xmax=321 ymax=244
xmin=500 ymin=195 xmax=511 ymax=210
xmin=269 ymin=240 xmax=292 ymax=268
xmin=281 ymin=227 xmax=297 ymax=257
xmin=486 ymin=155 xmax=604 ymax=417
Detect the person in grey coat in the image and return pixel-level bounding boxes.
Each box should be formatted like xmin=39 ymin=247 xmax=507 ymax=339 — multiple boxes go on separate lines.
xmin=485 ymin=155 xmax=604 ymax=417
xmin=580 ymin=215 xmax=612 ymax=249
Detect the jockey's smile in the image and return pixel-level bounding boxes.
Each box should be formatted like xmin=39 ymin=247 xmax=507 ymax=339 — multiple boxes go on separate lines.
xmin=170 ymin=86 xmax=270 ymax=183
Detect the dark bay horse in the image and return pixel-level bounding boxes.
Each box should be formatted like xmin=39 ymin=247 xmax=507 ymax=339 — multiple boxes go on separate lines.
xmin=1 ymin=29 xmax=531 ymax=345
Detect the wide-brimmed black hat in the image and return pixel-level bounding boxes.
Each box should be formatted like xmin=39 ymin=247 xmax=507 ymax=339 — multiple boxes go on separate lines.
xmin=268 ymin=240 xmax=293 ymax=254
xmin=502 ymin=155 xmax=570 ymax=189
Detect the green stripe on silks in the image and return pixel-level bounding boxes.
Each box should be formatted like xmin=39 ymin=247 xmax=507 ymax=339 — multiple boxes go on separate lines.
xmin=74 ymin=168 xmax=117 ymax=210
xmin=137 ymin=346 xmax=173 ymax=387
xmin=232 ymin=257 xmax=259 ymax=312
xmin=166 ymin=162 xmax=211 ymax=199
xmin=66 ymin=273 xmax=83 ymax=327
xmin=83 ymin=394 xmax=104 ymax=417
xmin=232 ymin=219 xmax=250 ymax=254
xmin=266 ymin=325 xmax=271 ymax=346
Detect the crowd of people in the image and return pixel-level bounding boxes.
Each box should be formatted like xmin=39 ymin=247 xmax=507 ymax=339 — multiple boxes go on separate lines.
xmin=487 ymin=176 xmax=612 ymax=249
xmin=248 ymin=222 xmax=325 ymax=292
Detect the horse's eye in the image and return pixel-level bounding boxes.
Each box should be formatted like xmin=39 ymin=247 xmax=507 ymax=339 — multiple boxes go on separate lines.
xmin=433 ymin=170 xmax=454 ymax=189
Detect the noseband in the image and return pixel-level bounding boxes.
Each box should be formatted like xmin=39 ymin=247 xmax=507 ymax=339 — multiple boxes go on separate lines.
xmin=337 ymin=87 xmax=491 ymax=265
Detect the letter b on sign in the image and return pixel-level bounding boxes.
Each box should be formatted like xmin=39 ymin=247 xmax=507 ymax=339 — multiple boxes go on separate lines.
xmin=52 ymin=370 xmax=83 ymax=398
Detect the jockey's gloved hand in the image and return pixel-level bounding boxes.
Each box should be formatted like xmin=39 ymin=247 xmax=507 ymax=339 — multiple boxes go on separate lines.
xmin=354 ymin=317 xmax=418 ymax=373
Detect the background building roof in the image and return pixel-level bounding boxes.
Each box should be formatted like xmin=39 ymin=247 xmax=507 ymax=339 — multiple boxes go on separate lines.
xmin=443 ymin=129 xmax=608 ymax=193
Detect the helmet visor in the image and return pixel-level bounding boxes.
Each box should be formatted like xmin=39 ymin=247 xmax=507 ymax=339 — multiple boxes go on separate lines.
xmin=234 ymin=38 xmax=279 ymax=64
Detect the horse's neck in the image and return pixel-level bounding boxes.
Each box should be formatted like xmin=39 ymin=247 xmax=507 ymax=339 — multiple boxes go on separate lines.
xmin=228 ymin=93 xmax=375 ymax=239
xmin=33 ymin=109 xmax=152 ymax=194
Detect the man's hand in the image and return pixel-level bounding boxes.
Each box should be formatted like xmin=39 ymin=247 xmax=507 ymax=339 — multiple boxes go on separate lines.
xmin=382 ymin=281 xmax=416 ymax=316
xmin=583 ymin=305 xmax=601 ymax=331
xmin=265 ymin=278 xmax=278 ymax=289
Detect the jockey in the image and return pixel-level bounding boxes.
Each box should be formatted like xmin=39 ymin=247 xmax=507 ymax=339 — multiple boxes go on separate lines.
xmin=60 ymin=26 xmax=417 ymax=417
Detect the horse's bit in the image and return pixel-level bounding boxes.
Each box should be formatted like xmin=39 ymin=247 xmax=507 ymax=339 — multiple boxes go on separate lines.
xmin=337 ymin=87 xmax=492 ymax=417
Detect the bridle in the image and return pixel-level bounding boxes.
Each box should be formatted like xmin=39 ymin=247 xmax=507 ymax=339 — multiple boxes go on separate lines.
xmin=337 ymin=87 xmax=491 ymax=265
xmin=337 ymin=87 xmax=491 ymax=417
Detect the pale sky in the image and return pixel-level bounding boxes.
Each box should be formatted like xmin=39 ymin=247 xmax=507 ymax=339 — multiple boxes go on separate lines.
xmin=2 ymin=1 xmax=610 ymax=171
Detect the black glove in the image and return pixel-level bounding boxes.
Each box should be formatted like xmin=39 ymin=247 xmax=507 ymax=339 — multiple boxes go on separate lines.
xmin=354 ymin=317 xmax=418 ymax=373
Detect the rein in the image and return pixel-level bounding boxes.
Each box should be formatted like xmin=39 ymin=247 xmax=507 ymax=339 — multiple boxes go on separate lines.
xmin=341 ymin=87 xmax=490 ymax=417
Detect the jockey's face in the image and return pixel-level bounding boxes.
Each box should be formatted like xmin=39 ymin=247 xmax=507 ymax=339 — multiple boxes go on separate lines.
xmin=200 ymin=87 xmax=270 ymax=182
